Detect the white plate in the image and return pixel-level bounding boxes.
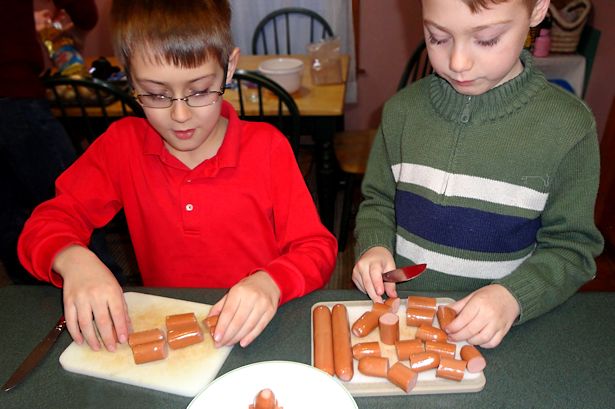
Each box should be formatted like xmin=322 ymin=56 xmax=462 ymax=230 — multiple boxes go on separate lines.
xmin=187 ymin=360 xmax=358 ymax=409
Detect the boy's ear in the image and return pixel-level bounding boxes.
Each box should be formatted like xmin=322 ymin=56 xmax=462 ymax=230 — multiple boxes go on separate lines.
xmin=529 ymin=0 xmax=551 ymax=27
xmin=226 ymin=47 xmax=240 ymax=85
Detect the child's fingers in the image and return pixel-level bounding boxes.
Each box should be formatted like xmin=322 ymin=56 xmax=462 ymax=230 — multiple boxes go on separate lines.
xmin=63 ymin=303 xmax=84 ymax=346
xmin=384 ymin=282 xmax=397 ymax=299
xmin=78 ymin=306 xmax=101 ymax=351
xmin=239 ymin=313 xmax=271 ymax=348
xmin=108 ymin=295 xmax=129 ymax=345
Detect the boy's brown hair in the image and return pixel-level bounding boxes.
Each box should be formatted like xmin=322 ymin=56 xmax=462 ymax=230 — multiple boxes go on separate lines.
xmin=462 ymin=0 xmax=537 ymax=14
xmin=111 ymin=0 xmax=234 ymax=78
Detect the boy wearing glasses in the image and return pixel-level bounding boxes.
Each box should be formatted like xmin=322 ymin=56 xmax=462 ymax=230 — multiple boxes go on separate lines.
xmin=18 ymin=0 xmax=337 ymax=351
xmin=352 ymin=0 xmax=602 ymax=348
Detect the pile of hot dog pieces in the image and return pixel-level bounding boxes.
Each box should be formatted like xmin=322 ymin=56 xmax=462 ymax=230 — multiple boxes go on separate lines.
xmin=248 ymin=388 xmax=282 ymax=409
xmin=127 ymin=312 xmax=219 ymax=365
xmin=312 ymin=296 xmax=487 ymax=393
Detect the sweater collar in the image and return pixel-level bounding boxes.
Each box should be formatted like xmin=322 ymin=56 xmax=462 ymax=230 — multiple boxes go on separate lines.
xmin=429 ymin=50 xmax=546 ymax=123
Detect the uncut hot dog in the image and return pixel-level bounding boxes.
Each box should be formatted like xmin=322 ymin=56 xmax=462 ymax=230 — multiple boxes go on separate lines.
xmin=331 ymin=304 xmax=354 ymax=381
xmin=312 ymin=305 xmax=335 ymax=376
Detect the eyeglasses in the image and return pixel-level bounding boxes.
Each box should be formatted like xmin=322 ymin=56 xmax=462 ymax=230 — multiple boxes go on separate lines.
xmin=136 ymin=88 xmax=225 ymax=109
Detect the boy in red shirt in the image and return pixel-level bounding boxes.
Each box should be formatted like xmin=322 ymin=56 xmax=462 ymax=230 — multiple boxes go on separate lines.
xmin=18 ymin=0 xmax=336 ymax=352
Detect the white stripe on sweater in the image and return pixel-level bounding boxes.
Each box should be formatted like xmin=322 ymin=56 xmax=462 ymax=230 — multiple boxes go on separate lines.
xmin=391 ymin=163 xmax=548 ymax=211
xmin=397 ymin=235 xmax=532 ymax=279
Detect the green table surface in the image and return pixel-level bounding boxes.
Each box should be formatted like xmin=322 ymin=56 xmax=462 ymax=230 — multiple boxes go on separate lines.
xmin=1 ymin=285 xmax=614 ymax=408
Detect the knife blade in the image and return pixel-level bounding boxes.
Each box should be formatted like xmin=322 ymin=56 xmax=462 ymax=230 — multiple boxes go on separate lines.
xmin=3 ymin=315 xmax=66 ymax=392
xmin=381 ymin=264 xmax=427 ymax=283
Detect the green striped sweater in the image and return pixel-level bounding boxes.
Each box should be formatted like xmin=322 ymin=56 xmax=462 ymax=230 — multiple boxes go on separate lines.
xmin=355 ymin=51 xmax=604 ymax=323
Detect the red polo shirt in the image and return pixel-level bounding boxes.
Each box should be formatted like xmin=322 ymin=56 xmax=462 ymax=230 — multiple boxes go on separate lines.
xmin=18 ymin=102 xmax=337 ymax=304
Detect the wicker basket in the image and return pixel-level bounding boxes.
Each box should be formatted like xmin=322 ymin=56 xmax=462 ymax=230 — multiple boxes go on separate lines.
xmin=549 ymin=0 xmax=592 ymax=53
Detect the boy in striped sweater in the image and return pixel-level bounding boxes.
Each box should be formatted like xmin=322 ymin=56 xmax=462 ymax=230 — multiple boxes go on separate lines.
xmin=352 ymin=0 xmax=603 ymax=348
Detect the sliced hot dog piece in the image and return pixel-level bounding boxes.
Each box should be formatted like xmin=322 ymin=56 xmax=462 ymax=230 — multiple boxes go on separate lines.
xmin=384 ymin=297 xmax=401 ymax=313
xmin=378 ymin=312 xmax=399 ymax=345
xmin=165 ymin=312 xmax=198 ymax=329
xmin=371 ymin=302 xmax=392 ymax=314
xmin=387 ymin=362 xmax=418 ymax=393
xmin=436 ymin=305 xmax=457 ymax=330
xmin=436 ymin=357 xmax=466 ymax=381
xmin=460 ymin=345 xmax=487 ymax=372
xmin=312 ymin=305 xmax=335 ymax=376
xmin=358 ymin=356 xmax=389 ymax=378
xmin=331 ymin=303 xmax=354 ymax=381
xmin=202 ymin=315 xmax=218 ymax=330
xmin=132 ymin=339 xmax=168 ymax=364
xmin=352 ymin=341 xmax=381 ymax=360
xmin=128 ymin=328 xmax=164 ymax=348
xmin=407 ymin=296 xmax=437 ymax=311
xmin=406 ymin=307 xmax=436 ymax=327
xmin=394 ymin=339 xmax=424 ymax=360
xmin=351 ymin=311 xmax=381 ymax=338
xmin=409 ymin=351 xmax=440 ymax=372
xmin=415 ymin=324 xmax=448 ymax=343
xmin=425 ymin=340 xmax=457 ymax=359
xmin=167 ymin=322 xmax=204 ymax=349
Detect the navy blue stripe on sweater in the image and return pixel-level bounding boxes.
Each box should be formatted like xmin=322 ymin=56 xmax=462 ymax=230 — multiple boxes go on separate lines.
xmin=395 ymin=190 xmax=540 ymax=253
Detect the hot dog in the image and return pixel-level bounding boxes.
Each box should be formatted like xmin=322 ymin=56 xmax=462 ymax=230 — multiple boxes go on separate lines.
xmin=409 ymin=351 xmax=440 ymax=372
xmin=425 ymin=340 xmax=456 ymax=359
xmin=387 ymin=362 xmax=418 ymax=393
xmin=406 ymin=307 xmax=436 ymax=327
xmin=351 ymin=311 xmax=382 ymax=338
xmin=358 ymin=356 xmax=389 ymax=378
xmin=384 ymin=297 xmax=401 ymax=313
xmin=352 ymin=341 xmax=381 ymax=360
xmin=371 ymin=302 xmax=392 ymax=314
xmin=250 ymin=388 xmax=279 ymax=409
xmin=167 ymin=322 xmax=204 ymax=349
xmin=331 ymin=303 xmax=354 ymax=381
xmin=436 ymin=357 xmax=466 ymax=381
xmin=460 ymin=345 xmax=487 ymax=372
xmin=202 ymin=315 xmax=218 ymax=330
xmin=312 ymin=305 xmax=335 ymax=376
xmin=166 ymin=312 xmax=198 ymax=328
xmin=436 ymin=305 xmax=457 ymax=330
xmin=415 ymin=324 xmax=448 ymax=343
xmin=128 ymin=328 xmax=165 ymax=348
xmin=394 ymin=339 xmax=424 ymax=360
xmin=132 ymin=339 xmax=168 ymax=364
xmin=407 ymin=296 xmax=437 ymax=311
xmin=378 ymin=312 xmax=399 ymax=345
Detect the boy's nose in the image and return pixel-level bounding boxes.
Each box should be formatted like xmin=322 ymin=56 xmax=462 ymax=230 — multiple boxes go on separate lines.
xmin=170 ymin=100 xmax=192 ymax=123
xmin=449 ymin=44 xmax=472 ymax=74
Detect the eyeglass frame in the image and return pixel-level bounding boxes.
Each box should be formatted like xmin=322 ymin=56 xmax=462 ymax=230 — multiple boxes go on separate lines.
xmin=134 ymin=64 xmax=229 ymax=109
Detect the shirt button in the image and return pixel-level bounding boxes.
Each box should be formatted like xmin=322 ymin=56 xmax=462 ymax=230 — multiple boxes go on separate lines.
xmin=185 ymin=203 xmax=194 ymax=211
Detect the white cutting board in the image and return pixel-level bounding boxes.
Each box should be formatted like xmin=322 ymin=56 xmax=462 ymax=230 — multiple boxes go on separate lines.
xmin=59 ymin=292 xmax=233 ymax=397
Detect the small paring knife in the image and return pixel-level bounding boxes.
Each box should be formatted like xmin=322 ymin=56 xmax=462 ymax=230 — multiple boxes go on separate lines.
xmin=381 ymin=264 xmax=427 ymax=283
xmin=2 ymin=315 xmax=66 ymax=392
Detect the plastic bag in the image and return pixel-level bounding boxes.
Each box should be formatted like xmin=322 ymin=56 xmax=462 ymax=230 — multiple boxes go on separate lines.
xmin=37 ymin=9 xmax=86 ymax=76
xmin=307 ymin=37 xmax=343 ymax=85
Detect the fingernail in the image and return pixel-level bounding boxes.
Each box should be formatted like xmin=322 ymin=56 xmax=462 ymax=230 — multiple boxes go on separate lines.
xmin=214 ymin=333 xmax=221 ymax=342
xmin=119 ymin=334 xmax=127 ymax=343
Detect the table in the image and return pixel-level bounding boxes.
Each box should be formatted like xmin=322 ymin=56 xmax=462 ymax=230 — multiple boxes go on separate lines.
xmin=2 ymin=285 xmax=614 ymax=408
xmin=533 ymin=53 xmax=586 ymax=97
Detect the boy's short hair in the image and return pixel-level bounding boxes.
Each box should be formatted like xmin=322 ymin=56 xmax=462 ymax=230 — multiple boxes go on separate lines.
xmin=462 ymin=0 xmax=537 ymax=14
xmin=111 ymin=0 xmax=234 ymax=77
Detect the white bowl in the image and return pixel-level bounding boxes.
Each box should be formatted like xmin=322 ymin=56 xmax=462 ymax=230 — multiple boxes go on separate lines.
xmin=257 ymin=57 xmax=304 ymax=94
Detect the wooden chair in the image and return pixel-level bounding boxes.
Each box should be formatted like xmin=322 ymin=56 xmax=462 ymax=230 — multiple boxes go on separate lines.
xmin=43 ymin=76 xmax=144 ymax=155
xmin=251 ymin=7 xmax=334 ymax=55
xmin=334 ymin=41 xmax=432 ymax=251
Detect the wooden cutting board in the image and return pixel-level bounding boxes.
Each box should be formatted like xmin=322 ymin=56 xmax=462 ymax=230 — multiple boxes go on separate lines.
xmin=59 ymin=292 xmax=233 ymax=397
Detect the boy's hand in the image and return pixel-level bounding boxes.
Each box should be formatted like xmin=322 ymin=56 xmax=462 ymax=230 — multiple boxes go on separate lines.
xmin=208 ymin=270 xmax=280 ymax=348
xmin=352 ymin=246 xmax=397 ymax=303
xmin=54 ymin=245 xmax=130 ymax=352
xmin=445 ymin=284 xmax=520 ymax=348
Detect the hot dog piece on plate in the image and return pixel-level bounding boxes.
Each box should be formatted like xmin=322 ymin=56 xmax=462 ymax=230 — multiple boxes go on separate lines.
xmin=166 ymin=312 xmax=198 ymax=329
xmin=127 ymin=328 xmax=165 ymax=348
xmin=378 ymin=312 xmax=400 ymax=345
xmin=394 ymin=339 xmax=424 ymax=360
xmin=358 ymin=356 xmax=389 ymax=378
xmin=425 ymin=340 xmax=457 ymax=359
xmin=406 ymin=307 xmax=436 ymax=327
xmin=409 ymin=351 xmax=441 ymax=372
xmin=460 ymin=345 xmax=487 ymax=372
xmin=384 ymin=297 xmax=401 ymax=313
xmin=331 ymin=303 xmax=354 ymax=381
xmin=132 ymin=339 xmax=168 ymax=364
xmin=250 ymin=388 xmax=280 ymax=409
xmin=352 ymin=341 xmax=381 ymax=360
xmin=167 ymin=323 xmax=204 ymax=349
xmin=351 ymin=310 xmax=382 ymax=338
xmin=415 ymin=324 xmax=448 ymax=343
xmin=436 ymin=305 xmax=457 ymax=330
xmin=407 ymin=296 xmax=437 ymax=311
xmin=312 ymin=305 xmax=335 ymax=376
xmin=436 ymin=357 xmax=466 ymax=381
xmin=387 ymin=362 xmax=418 ymax=393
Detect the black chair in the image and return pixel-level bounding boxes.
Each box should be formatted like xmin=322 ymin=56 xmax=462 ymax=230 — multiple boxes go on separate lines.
xmin=43 ymin=76 xmax=144 ymax=155
xmin=252 ymin=7 xmax=334 ymax=55
xmin=232 ymin=69 xmax=301 ymax=157
xmin=334 ymin=41 xmax=432 ymax=251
